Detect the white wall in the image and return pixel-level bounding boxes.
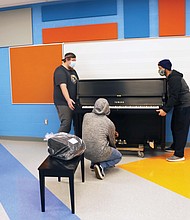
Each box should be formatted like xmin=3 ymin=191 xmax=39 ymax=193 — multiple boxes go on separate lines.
xmin=65 ymin=37 xmax=190 ymax=85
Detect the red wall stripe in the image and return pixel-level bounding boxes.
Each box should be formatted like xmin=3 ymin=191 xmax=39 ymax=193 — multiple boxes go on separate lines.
xmin=42 ymin=23 xmax=118 ymax=43
xmin=159 ymin=0 xmax=185 ymax=36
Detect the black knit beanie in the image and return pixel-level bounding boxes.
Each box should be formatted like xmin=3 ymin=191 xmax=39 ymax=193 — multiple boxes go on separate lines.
xmin=158 ymin=59 xmax=172 ymax=70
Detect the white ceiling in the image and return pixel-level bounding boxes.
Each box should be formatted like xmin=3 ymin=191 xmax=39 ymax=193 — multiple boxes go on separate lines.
xmin=0 ymin=0 xmax=58 ymax=8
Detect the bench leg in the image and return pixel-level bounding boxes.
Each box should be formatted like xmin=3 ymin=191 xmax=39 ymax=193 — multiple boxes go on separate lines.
xmin=39 ymin=172 xmax=45 ymax=212
xmin=81 ymin=154 xmax=85 ymax=182
xmin=69 ymin=175 xmax=75 ymax=214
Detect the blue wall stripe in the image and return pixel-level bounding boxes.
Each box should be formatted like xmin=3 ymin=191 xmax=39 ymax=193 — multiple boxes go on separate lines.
xmin=32 ymin=5 xmax=43 ymax=44
xmin=0 ymin=144 xmax=80 ymax=220
xmin=124 ymin=0 xmax=150 ymax=38
xmin=41 ymin=0 xmax=117 ymax=22
xmin=0 ymin=105 xmax=61 ymax=138
xmin=41 ymin=16 xmax=118 ymax=29
xmin=0 ymin=0 xmax=189 ymax=142
xmin=186 ymin=0 xmax=190 ymax=36
xmin=0 ymin=48 xmax=12 ymax=105
xmin=149 ymin=0 xmax=158 ymax=37
xmin=117 ymin=0 xmax=125 ymax=39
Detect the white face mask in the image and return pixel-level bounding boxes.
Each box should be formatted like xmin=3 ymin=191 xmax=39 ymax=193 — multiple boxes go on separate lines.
xmin=69 ymin=61 xmax=76 ymax=68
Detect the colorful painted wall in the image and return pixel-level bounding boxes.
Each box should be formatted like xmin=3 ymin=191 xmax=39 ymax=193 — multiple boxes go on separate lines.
xmin=0 ymin=0 xmax=190 ymax=141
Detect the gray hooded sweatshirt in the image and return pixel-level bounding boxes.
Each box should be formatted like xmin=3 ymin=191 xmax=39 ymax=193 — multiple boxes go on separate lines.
xmin=82 ymin=98 xmax=116 ymax=163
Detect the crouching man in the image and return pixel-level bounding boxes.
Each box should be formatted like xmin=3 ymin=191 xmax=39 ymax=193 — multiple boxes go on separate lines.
xmin=82 ymin=98 xmax=122 ymax=180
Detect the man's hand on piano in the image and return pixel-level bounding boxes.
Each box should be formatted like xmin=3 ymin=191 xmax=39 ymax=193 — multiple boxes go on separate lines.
xmin=156 ymin=109 xmax=167 ymax=117
xmin=67 ymin=98 xmax=75 ymax=110
xmin=115 ymin=131 xmax=119 ymax=138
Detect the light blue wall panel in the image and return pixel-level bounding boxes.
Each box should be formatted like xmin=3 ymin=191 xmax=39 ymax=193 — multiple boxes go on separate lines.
xmin=0 ymin=47 xmax=62 ymax=137
xmin=0 ymin=48 xmax=11 ymax=106
xmin=186 ymin=0 xmax=190 ymax=36
xmin=166 ymin=112 xmax=172 ymax=142
xmin=124 ymin=0 xmax=149 ymax=38
xmin=0 ymin=104 xmax=61 ymax=138
xmin=149 ymin=0 xmax=158 ymax=37
xmin=41 ymin=0 xmax=117 ymax=22
xmin=32 ymin=5 xmax=43 ymax=44
xmin=117 ymin=0 xmax=125 ymax=39
xmin=0 ymin=0 xmax=189 ymax=142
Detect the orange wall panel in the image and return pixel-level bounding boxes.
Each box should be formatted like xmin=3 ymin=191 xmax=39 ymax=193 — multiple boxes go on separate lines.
xmin=42 ymin=23 xmax=118 ymax=43
xmin=10 ymin=44 xmax=63 ymax=104
xmin=159 ymin=0 xmax=185 ymax=36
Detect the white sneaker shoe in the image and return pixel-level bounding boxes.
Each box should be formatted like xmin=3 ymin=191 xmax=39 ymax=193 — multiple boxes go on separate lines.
xmin=166 ymin=155 xmax=185 ymax=162
xmin=94 ymin=164 xmax=105 ymax=180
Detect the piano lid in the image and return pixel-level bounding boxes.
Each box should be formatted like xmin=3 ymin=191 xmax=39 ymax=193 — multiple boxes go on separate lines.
xmin=77 ymin=78 xmax=167 ymax=98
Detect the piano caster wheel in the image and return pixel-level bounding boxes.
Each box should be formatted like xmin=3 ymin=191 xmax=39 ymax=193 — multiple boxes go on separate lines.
xmin=138 ymin=151 xmax=144 ymax=158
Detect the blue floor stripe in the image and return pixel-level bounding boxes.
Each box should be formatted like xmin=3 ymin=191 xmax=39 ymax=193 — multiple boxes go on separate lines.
xmin=0 ymin=144 xmax=80 ymax=220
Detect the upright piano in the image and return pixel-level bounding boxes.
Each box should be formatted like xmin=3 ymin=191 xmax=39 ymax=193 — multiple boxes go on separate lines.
xmin=75 ymin=78 xmax=167 ymax=156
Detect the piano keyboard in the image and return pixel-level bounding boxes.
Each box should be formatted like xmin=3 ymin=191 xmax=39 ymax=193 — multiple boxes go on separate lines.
xmin=82 ymin=105 xmax=160 ymax=109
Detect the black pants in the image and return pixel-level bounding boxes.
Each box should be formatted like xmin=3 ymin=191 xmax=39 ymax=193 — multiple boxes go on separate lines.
xmin=171 ymin=106 xmax=190 ymax=157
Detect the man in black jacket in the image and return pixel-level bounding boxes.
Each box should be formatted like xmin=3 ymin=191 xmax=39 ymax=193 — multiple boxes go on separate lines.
xmin=157 ymin=59 xmax=190 ymax=162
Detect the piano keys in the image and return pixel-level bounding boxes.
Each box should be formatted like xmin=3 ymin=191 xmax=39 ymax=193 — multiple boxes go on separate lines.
xmin=81 ymin=105 xmax=160 ymax=109
xmin=75 ymin=78 xmax=167 ymax=156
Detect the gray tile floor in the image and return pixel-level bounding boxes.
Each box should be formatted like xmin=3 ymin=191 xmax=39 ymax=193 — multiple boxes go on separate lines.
xmin=1 ymin=139 xmax=190 ymax=220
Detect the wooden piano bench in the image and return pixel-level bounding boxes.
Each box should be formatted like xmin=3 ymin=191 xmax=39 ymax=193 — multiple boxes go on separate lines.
xmin=38 ymin=153 xmax=85 ymax=214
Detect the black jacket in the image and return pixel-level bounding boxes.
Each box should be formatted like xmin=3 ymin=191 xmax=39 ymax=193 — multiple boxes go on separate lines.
xmin=163 ymin=70 xmax=190 ymax=113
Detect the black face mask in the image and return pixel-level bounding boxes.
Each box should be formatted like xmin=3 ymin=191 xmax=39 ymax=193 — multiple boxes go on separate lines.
xmin=158 ymin=69 xmax=166 ymax=76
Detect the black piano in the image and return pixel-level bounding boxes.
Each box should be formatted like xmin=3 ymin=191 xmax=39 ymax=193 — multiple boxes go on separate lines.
xmin=75 ymin=78 xmax=167 ymax=156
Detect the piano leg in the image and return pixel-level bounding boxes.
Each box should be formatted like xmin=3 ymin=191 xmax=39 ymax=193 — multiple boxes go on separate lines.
xmin=137 ymin=144 xmax=144 ymax=158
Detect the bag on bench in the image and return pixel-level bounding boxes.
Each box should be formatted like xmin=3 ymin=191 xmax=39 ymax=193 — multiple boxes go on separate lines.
xmin=47 ymin=132 xmax=86 ymax=161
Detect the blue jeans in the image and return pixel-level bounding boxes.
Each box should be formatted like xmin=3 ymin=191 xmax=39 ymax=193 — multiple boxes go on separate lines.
xmin=98 ymin=148 xmax=122 ymax=170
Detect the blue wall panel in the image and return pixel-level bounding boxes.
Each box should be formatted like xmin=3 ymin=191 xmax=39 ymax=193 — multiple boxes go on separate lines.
xmin=41 ymin=0 xmax=117 ymax=22
xmin=149 ymin=0 xmax=158 ymax=37
xmin=0 ymin=48 xmax=11 ymax=106
xmin=0 ymin=0 xmax=189 ymax=142
xmin=124 ymin=0 xmax=150 ymax=38
xmin=186 ymin=0 xmax=190 ymax=36
xmin=32 ymin=5 xmax=43 ymax=44
xmin=0 ymin=48 xmax=61 ymax=138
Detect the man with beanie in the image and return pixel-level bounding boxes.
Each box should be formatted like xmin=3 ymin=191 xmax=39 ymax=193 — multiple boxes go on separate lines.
xmin=82 ymin=98 xmax=122 ymax=179
xmin=157 ymin=59 xmax=190 ymax=162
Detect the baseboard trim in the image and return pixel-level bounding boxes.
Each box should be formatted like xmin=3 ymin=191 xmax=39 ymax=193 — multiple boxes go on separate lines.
xmin=0 ymin=137 xmax=190 ymax=147
xmin=0 ymin=136 xmax=44 ymax=142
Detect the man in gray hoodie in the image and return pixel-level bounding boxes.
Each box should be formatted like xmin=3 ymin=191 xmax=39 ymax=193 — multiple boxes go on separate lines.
xmin=157 ymin=59 xmax=190 ymax=162
xmin=82 ymin=98 xmax=122 ymax=179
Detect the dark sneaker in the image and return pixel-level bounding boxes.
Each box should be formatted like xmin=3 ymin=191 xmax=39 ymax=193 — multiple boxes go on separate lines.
xmin=166 ymin=155 xmax=185 ymax=162
xmin=165 ymin=146 xmax=175 ymax=153
xmin=94 ymin=164 xmax=105 ymax=180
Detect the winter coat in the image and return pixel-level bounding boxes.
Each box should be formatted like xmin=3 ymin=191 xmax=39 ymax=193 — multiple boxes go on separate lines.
xmin=163 ymin=70 xmax=190 ymax=113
